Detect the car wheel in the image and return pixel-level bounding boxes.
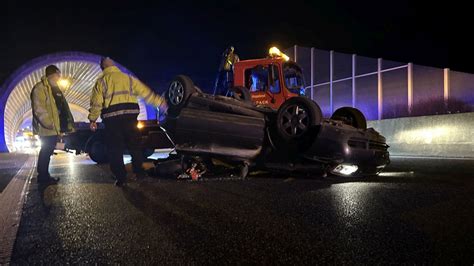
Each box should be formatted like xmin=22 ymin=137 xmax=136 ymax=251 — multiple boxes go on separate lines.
xmin=89 ymin=140 xmax=108 ymax=164
xmin=166 ymin=75 xmax=196 ymax=116
xmin=276 ymin=97 xmax=322 ymax=141
xmin=230 ymin=86 xmax=252 ymax=103
xmin=331 ymin=107 xmax=367 ymax=129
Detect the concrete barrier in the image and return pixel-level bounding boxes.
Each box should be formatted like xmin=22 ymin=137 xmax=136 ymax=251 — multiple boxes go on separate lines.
xmin=367 ymin=112 xmax=474 ymax=158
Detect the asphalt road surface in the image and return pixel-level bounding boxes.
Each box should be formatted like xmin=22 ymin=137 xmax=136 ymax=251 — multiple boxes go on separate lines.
xmin=8 ymin=153 xmax=474 ymax=264
xmin=0 ymin=153 xmax=29 ymax=193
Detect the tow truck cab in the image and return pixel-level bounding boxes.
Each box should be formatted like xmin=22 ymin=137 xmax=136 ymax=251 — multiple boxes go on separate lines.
xmin=233 ymin=49 xmax=305 ymax=110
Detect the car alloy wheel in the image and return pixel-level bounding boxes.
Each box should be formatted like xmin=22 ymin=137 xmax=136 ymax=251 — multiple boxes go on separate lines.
xmin=168 ymin=81 xmax=185 ymax=106
xmin=280 ymin=104 xmax=309 ymax=137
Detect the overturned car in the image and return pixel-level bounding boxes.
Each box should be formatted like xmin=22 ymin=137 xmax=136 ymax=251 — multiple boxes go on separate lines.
xmin=141 ymin=74 xmax=390 ymax=178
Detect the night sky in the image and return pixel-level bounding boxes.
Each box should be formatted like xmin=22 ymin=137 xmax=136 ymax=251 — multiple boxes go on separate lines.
xmin=1 ymin=1 xmax=471 ymax=93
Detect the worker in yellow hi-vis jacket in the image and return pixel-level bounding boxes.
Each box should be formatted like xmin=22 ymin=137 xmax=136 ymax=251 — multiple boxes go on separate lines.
xmin=31 ymin=65 xmax=75 ymax=184
xmin=88 ymin=57 xmax=167 ymax=186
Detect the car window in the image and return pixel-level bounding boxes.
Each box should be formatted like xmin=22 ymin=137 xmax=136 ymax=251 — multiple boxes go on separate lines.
xmin=283 ymin=62 xmax=305 ymax=95
xmin=245 ymin=65 xmax=269 ymax=92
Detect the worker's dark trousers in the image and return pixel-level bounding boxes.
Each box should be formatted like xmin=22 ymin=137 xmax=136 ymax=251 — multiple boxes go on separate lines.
xmin=103 ymin=114 xmax=145 ymax=181
xmin=37 ymin=135 xmax=58 ymax=179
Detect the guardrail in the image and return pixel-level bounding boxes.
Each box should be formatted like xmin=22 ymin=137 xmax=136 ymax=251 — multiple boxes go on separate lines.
xmin=367 ymin=113 xmax=474 ymax=158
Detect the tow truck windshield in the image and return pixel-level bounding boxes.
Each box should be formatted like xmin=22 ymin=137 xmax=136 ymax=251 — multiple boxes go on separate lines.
xmin=283 ymin=62 xmax=305 ymax=95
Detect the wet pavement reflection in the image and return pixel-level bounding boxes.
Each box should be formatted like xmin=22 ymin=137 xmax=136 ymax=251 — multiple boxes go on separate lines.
xmin=9 ymin=153 xmax=474 ymax=264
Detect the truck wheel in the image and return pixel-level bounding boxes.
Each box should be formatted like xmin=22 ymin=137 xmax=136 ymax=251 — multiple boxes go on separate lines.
xmin=276 ymin=97 xmax=322 ymax=141
xmin=230 ymin=86 xmax=252 ymax=103
xmin=331 ymin=107 xmax=367 ymax=129
xmin=89 ymin=140 xmax=108 ymax=164
xmin=166 ymin=75 xmax=196 ymax=116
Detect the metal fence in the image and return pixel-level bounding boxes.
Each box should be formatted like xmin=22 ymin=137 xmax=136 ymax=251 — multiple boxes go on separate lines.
xmin=285 ymin=45 xmax=474 ymax=120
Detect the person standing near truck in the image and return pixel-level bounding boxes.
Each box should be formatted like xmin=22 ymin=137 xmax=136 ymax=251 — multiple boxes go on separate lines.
xmin=88 ymin=57 xmax=167 ymax=186
xmin=31 ymin=65 xmax=75 ymax=184
xmin=213 ymin=46 xmax=239 ymax=96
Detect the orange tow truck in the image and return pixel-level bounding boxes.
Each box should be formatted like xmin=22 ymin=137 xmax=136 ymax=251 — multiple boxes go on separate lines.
xmin=214 ymin=46 xmax=303 ymax=110
xmin=232 ymin=47 xmax=302 ymax=109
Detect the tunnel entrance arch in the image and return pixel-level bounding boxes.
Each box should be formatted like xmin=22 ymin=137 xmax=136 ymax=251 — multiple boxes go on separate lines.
xmin=0 ymin=52 xmax=153 ymax=152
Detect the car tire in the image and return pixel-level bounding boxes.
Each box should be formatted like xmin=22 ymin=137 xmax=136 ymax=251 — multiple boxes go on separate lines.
xmin=89 ymin=140 xmax=108 ymax=164
xmin=331 ymin=107 xmax=367 ymax=129
xmin=230 ymin=86 xmax=252 ymax=103
xmin=276 ymin=97 xmax=323 ymax=141
xmin=166 ymin=75 xmax=196 ymax=116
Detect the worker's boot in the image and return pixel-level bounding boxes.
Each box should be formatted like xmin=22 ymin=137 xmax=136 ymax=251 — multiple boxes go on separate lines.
xmin=37 ymin=174 xmax=60 ymax=184
xmin=114 ymin=176 xmax=127 ymax=187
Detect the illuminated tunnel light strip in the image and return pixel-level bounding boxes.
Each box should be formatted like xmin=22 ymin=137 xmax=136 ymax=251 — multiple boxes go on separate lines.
xmin=4 ymin=61 xmax=104 ymax=152
xmin=1 ymin=52 xmax=149 ymax=152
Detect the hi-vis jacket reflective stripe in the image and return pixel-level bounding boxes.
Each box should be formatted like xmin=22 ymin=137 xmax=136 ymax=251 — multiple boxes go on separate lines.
xmin=31 ymin=76 xmax=75 ymax=136
xmin=88 ymin=66 xmax=165 ymax=121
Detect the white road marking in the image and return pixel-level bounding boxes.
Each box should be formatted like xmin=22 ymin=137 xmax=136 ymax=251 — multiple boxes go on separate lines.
xmin=0 ymin=156 xmax=36 ymax=264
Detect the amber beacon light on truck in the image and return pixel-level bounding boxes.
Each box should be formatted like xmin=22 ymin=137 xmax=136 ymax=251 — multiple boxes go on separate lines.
xmin=268 ymin=47 xmax=290 ymax=61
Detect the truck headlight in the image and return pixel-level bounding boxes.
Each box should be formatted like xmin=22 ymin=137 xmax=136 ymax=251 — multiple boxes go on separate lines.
xmin=137 ymin=121 xmax=145 ymax=129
